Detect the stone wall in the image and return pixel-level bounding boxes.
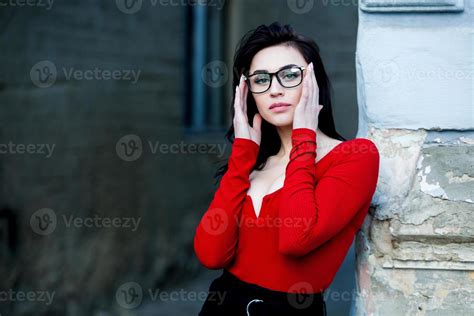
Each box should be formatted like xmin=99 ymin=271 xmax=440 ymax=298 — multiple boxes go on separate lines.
xmin=354 ymin=0 xmax=474 ymax=314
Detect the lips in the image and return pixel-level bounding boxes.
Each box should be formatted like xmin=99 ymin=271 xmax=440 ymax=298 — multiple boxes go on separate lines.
xmin=269 ymin=102 xmax=291 ymax=109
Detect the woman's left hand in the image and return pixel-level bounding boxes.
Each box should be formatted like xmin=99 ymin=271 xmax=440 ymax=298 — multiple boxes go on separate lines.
xmin=293 ymin=62 xmax=323 ymax=132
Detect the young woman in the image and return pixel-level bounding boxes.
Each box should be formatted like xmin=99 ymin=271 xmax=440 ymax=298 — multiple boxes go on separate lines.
xmin=194 ymin=22 xmax=380 ymax=316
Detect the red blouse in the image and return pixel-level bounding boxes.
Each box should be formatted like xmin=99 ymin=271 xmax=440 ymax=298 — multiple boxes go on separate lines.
xmin=193 ymin=128 xmax=380 ymax=293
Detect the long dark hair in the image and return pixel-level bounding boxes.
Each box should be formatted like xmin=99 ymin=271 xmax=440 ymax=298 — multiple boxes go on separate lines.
xmin=213 ymin=22 xmax=346 ymax=186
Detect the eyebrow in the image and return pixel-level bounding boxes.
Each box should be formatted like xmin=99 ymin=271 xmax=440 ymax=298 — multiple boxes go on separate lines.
xmin=249 ymin=64 xmax=299 ymax=76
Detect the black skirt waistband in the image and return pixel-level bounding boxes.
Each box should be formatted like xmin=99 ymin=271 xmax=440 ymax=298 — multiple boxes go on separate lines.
xmin=220 ymin=269 xmax=325 ymax=303
xmin=199 ymin=269 xmax=327 ymax=316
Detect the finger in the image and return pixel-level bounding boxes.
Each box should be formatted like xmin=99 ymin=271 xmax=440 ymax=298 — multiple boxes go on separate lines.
xmin=311 ymin=63 xmax=317 ymax=108
xmin=242 ymin=76 xmax=248 ymax=115
xmin=308 ymin=63 xmax=314 ymax=107
xmin=311 ymin=63 xmax=319 ymax=89
xmin=252 ymin=113 xmax=262 ymax=131
xmin=234 ymin=85 xmax=242 ymax=119
xmin=300 ymin=69 xmax=309 ymax=106
xmin=311 ymin=63 xmax=319 ymax=104
xmin=239 ymin=75 xmax=246 ymax=117
xmin=313 ymin=64 xmax=321 ymax=113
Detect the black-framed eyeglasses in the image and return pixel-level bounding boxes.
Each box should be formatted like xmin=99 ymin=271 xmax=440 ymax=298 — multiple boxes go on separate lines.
xmin=243 ymin=65 xmax=306 ymax=94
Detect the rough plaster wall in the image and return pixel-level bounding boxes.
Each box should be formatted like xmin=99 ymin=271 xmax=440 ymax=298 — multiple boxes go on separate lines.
xmin=354 ymin=0 xmax=474 ymax=315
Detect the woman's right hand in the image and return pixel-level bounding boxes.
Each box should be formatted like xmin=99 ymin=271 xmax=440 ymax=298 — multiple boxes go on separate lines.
xmin=233 ymin=74 xmax=262 ymax=146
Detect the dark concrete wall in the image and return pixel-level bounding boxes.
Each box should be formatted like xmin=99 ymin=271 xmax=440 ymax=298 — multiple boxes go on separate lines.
xmin=0 ymin=0 xmax=359 ymax=314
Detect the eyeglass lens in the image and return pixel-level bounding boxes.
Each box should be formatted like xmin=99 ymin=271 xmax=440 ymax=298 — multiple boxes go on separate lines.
xmin=248 ymin=66 xmax=303 ymax=93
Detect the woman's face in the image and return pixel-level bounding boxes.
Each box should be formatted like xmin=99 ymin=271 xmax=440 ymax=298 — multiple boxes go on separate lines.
xmin=247 ymin=44 xmax=308 ymax=127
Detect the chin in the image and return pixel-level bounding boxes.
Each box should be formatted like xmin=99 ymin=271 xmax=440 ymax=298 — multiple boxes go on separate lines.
xmin=262 ymin=113 xmax=293 ymax=127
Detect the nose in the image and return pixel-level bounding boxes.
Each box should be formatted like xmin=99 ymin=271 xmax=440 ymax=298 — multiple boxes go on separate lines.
xmin=269 ymin=74 xmax=284 ymax=96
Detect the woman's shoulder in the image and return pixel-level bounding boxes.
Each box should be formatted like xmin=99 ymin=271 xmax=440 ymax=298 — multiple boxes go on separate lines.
xmin=324 ymin=137 xmax=379 ymax=162
xmin=335 ymin=138 xmax=380 ymax=164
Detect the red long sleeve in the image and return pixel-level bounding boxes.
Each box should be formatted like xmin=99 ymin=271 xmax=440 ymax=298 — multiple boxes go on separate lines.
xmin=278 ymin=128 xmax=380 ymax=257
xmin=193 ymin=137 xmax=259 ymax=269
xmin=193 ymin=128 xmax=380 ymax=293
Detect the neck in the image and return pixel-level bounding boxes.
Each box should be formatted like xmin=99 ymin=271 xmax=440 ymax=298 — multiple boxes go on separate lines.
xmin=275 ymin=125 xmax=328 ymax=160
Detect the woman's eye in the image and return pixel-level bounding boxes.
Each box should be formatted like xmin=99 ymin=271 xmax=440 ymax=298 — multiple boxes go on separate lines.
xmin=254 ymin=78 xmax=269 ymax=84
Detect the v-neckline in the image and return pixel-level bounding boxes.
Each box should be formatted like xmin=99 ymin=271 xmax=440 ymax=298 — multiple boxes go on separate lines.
xmin=246 ymin=186 xmax=283 ymax=219
xmin=245 ymin=139 xmax=348 ymax=219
